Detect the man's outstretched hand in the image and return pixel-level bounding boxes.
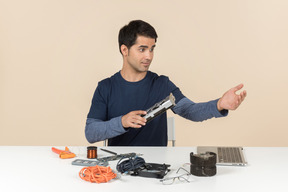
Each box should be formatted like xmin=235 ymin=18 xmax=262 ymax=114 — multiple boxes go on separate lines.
xmin=217 ymin=84 xmax=247 ymax=111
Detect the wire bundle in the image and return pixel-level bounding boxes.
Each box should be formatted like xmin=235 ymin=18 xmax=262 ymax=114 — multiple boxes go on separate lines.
xmin=79 ymin=165 xmax=117 ymax=183
xmin=116 ymin=156 xmax=146 ymax=173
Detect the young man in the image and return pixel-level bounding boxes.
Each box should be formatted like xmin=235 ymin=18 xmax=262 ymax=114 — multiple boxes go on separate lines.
xmin=85 ymin=20 xmax=246 ymax=146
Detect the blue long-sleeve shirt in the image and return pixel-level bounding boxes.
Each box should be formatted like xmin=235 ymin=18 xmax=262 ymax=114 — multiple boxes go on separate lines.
xmin=85 ymin=71 xmax=227 ymax=146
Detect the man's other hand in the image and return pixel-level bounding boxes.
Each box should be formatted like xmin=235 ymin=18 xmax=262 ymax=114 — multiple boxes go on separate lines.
xmin=217 ymin=84 xmax=247 ymax=111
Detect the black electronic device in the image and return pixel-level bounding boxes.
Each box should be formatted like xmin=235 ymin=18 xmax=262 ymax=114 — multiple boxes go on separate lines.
xmin=131 ymin=163 xmax=171 ymax=179
xmin=116 ymin=156 xmax=170 ymax=179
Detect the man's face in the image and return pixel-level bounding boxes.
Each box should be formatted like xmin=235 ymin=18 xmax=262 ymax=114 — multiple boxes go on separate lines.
xmin=123 ymin=35 xmax=156 ymax=73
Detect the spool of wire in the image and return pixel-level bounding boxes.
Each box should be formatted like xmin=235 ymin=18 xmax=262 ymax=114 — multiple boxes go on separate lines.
xmin=87 ymin=146 xmax=97 ymax=159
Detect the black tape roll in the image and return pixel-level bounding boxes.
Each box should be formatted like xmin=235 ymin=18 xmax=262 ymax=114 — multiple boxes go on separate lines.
xmin=190 ymin=152 xmax=217 ymax=176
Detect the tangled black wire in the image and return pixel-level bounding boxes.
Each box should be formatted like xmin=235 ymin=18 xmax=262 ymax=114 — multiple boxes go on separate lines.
xmin=116 ymin=156 xmax=146 ymax=173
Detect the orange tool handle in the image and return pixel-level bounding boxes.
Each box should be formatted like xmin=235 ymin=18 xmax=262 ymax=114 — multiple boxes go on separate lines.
xmin=52 ymin=147 xmax=64 ymax=154
xmin=52 ymin=147 xmax=76 ymax=159
xmin=59 ymin=152 xmax=76 ymax=159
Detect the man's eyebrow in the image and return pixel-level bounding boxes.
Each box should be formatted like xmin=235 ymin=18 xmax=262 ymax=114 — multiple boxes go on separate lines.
xmin=138 ymin=45 xmax=156 ymax=48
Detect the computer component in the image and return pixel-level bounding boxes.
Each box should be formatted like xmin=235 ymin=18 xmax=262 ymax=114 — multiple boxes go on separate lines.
xmin=72 ymin=159 xmax=108 ymax=167
xmin=142 ymin=93 xmax=176 ymax=123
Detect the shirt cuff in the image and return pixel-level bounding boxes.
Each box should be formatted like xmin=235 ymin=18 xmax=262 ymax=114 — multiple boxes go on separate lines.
xmin=213 ymin=98 xmax=229 ymax=117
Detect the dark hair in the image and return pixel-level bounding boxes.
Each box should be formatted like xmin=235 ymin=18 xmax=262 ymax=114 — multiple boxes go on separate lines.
xmin=118 ymin=20 xmax=158 ymax=54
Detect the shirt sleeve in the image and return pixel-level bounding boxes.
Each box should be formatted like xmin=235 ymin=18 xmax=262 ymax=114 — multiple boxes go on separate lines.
xmin=85 ymin=116 xmax=127 ymax=143
xmin=85 ymin=80 xmax=127 ymax=143
xmin=87 ymin=82 xmax=108 ymax=120
xmin=166 ymin=77 xmax=185 ymax=104
xmin=172 ymin=97 xmax=228 ymax=122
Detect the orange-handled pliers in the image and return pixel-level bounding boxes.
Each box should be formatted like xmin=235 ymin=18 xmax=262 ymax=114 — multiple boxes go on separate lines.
xmin=52 ymin=147 xmax=76 ymax=159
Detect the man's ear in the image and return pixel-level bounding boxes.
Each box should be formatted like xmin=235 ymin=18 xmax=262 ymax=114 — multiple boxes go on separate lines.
xmin=120 ymin=44 xmax=128 ymax=56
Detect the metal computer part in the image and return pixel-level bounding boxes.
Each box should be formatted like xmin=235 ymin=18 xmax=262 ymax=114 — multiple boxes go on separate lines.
xmin=72 ymin=159 xmax=109 ymax=167
xmin=142 ymin=93 xmax=176 ymax=123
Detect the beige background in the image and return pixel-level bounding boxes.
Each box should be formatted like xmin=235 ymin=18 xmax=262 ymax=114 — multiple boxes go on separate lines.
xmin=1 ymin=0 xmax=288 ymax=146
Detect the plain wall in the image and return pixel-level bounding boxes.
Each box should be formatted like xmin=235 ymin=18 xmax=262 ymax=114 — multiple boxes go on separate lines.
xmin=1 ymin=0 xmax=288 ymax=146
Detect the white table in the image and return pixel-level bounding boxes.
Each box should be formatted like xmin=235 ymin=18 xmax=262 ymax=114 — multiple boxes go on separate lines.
xmin=0 ymin=146 xmax=287 ymax=192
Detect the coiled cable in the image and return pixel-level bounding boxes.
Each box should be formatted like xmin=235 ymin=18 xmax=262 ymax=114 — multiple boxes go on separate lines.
xmin=79 ymin=165 xmax=117 ymax=183
xmin=116 ymin=156 xmax=146 ymax=173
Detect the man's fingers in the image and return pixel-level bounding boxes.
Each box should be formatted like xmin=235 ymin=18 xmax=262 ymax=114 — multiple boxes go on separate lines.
xmin=232 ymin=83 xmax=244 ymax=92
xmin=133 ymin=110 xmax=147 ymax=116
xmin=233 ymin=90 xmax=247 ymax=109
xmin=128 ymin=118 xmax=146 ymax=128
xmin=131 ymin=110 xmax=147 ymax=124
xmin=122 ymin=110 xmax=147 ymax=128
xmin=132 ymin=116 xmax=146 ymax=125
xmin=129 ymin=122 xmax=142 ymax=128
xmin=243 ymin=90 xmax=247 ymax=97
xmin=239 ymin=90 xmax=247 ymax=102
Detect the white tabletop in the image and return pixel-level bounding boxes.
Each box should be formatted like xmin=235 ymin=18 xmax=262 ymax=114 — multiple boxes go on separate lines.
xmin=0 ymin=146 xmax=287 ymax=192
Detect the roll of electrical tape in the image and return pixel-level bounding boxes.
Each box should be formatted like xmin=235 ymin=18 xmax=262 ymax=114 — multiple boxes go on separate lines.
xmin=190 ymin=152 xmax=217 ymax=176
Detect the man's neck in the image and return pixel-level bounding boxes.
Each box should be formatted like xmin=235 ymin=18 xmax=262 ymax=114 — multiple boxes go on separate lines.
xmin=120 ymin=69 xmax=147 ymax=82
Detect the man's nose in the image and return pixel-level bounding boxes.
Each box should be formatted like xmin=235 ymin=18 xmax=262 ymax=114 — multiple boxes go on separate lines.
xmin=144 ymin=51 xmax=153 ymax=60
